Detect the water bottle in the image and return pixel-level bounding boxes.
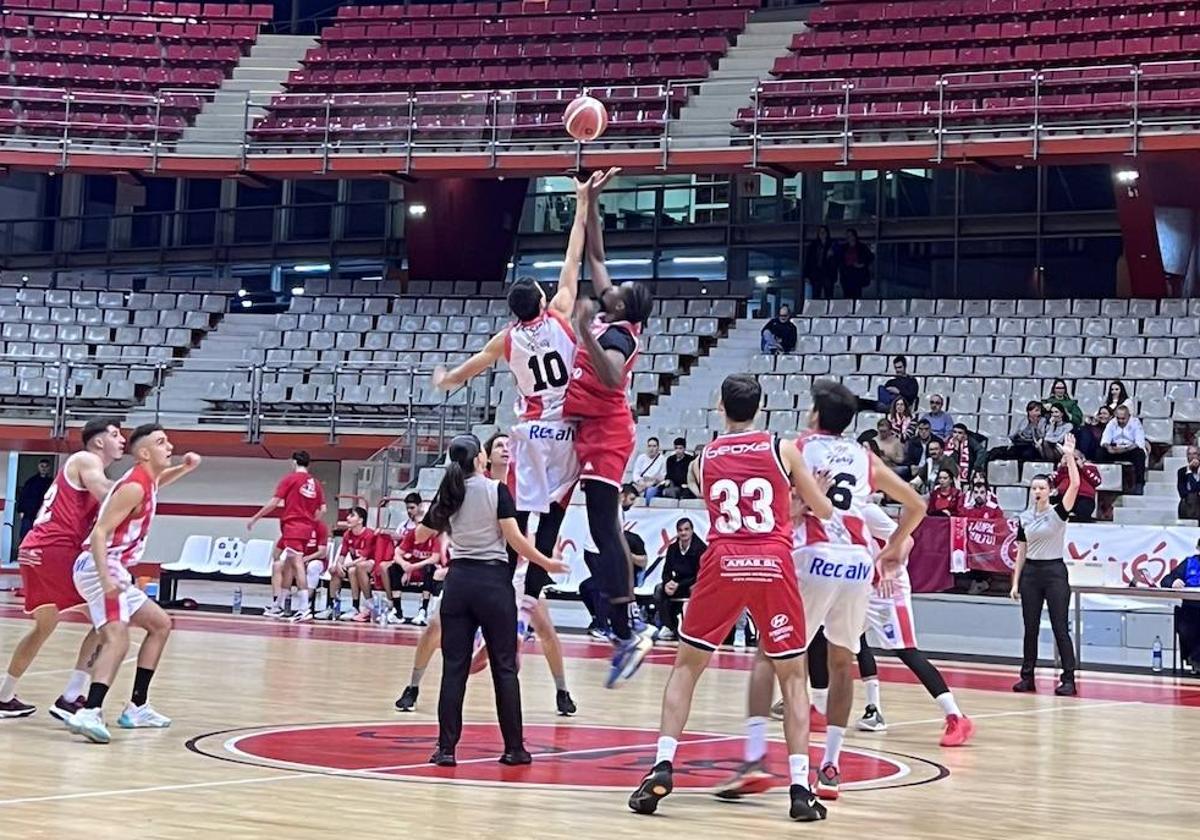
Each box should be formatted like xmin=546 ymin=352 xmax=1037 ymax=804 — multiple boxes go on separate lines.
xmin=332 ymin=596 xmax=343 ymax=621
xmin=1152 ymin=636 xmax=1163 ymax=672
xmin=374 ymin=592 xmax=386 ymax=626
xmin=231 ymin=587 xmax=243 ymax=616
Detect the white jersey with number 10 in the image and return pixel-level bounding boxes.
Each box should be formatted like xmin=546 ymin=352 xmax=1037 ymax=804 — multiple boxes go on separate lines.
xmin=504 ymin=309 xmax=577 ymax=423
xmin=795 ymin=431 xmax=873 ymax=549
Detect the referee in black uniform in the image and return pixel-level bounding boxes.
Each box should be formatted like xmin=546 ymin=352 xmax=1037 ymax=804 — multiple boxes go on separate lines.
xmin=413 ymin=435 xmax=567 ymax=767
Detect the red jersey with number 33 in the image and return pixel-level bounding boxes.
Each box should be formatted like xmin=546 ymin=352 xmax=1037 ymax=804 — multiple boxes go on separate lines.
xmin=21 ymin=460 xmax=100 ymax=551
xmin=700 ymin=430 xmax=793 ymax=552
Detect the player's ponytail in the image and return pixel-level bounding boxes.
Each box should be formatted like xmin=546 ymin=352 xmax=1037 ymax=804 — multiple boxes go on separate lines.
xmin=425 ymin=434 xmax=481 ymax=532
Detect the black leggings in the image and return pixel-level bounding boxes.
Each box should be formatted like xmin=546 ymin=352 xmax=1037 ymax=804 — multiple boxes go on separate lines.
xmin=808 ymin=630 xmax=948 ymax=700
xmin=437 ymin=561 xmax=523 ymax=754
xmin=582 ymin=481 xmax=633 ymax=602
xmin=1019 ymin=558 xmax=1076 ymax=682
xmin=515 ymin=503 xmax=567 ymax=598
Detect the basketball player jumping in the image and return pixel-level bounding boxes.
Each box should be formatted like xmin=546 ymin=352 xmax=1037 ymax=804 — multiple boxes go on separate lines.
xmin=66 ymin=424 xmax=200 ymax=744
xmin=0 ymin=418 xmax=125 ymax=721
xmin=629 ymin=374 xmax=834 ymax=821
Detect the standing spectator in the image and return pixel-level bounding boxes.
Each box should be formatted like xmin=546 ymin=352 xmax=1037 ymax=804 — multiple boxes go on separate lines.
xmin=988 ymin=401 xmax=1047 ymax=467
xmin=1177 ymin=445 xmax=1200 ymax=521
xmin=887 ymin=396 xmax=916 ymax=442
xmin=760 ymin=305 xmax=797 ymax=354
xmin=804 ymin=225 xmax=839 ymax=300
xmin=910 ymin=437 xmax=957 ymax=491
xmin=903 ymin=419 xmax=936 ymax=470
xmin=685 ymin=442 xmax=705 ymax=499
xmin=16 ymin=458 xmax=53 ymax=541
xmin=1074 ymin=406 xmax=1111 ymax=462
xmin=658 ymin=437 xmax=694 ymax=499
xmin=958 ymin=474 xmax=1005 ymax=519
xmin=652 ymin=518 xmax=706 ymax=641
xmin=1103 ymin=380 xmax=1130 ymax=414
xmin=870 ymin=417 xmax=907 ymax=472
xmin=1043 ymin=379 xmax=1083 ymax=428
xmin=1040 ymin=405 xmax=1073 ymax=462
xmin=631 ymin=437 xmax=667 ymax=502
xmin=838 ymin=228 xmax=874 ymax=299
xmin=1160 ymin=543 xmax=1200 ymax=674
xmin=866 ymin=355 xmax=919 ymax=412
xmin=945 ymin=423 xmax=982 ymax=482
xmin=921 ymin=394 xmax=954 ymax=441
xmin=1053 ymin=450 xmax=1101 ymax=521
xmin=1099 ymin=405 xmax=1147 ymax=494
xmin=926 ymin=469 xmax=962 ymax=516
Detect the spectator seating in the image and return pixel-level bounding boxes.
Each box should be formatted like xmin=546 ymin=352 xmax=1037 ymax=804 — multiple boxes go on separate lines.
xmin=251 ymin=0 xmax=756 ymax=144
xmin=736 ymin=0 xmax=1200 ymax=137
xmin=0 ymin=1 xmax=271 ymax=143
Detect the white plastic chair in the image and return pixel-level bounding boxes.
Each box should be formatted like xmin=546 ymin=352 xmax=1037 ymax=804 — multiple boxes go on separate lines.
xmin=162 ymin=535 xmax=212 ymax=572
xmin=213 ymin=538 xmax=248 ymax=575
xmin=242 ymin=539 xmax=276 ymax=577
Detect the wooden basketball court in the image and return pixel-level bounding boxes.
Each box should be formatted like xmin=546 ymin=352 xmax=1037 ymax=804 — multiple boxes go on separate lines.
xmin=1 ymin=604 xmax=1196 ymax=838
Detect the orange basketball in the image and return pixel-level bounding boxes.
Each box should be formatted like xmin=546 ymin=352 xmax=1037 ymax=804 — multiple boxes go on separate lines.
xmin=563 ymin=95 xmax=608 ymax=142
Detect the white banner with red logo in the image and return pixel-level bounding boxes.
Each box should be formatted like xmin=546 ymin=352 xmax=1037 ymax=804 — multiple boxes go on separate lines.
xmin=553 ymin=507 xmax=711 ymax=575
xmin=1063 ymin=523 xmax=1200 ymax=587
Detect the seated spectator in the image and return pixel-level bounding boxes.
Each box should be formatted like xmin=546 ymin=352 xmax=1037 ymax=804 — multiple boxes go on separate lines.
xmin=1104 ymin=379 xmax=1130 ymax=414
xmin=760 ymin=305 xmax=797 ymax=353
xmin=1044 ymin=379 xmax=1083 ymax=427
xmin=945 ymin=423 xmax=983 ymax=482
xmin=1053 ymin=451 xmax=1102 ymax=521
xmin=921 ymin=394 xmax=954 ymax=440
xmin=1074 ymin=406 xmax=1111 ymax=462
xmin=652 ymin=518 xmax=706 ymax=640
xmin=1177 ymin=445 xmax=1200 ymax=521
xmin=1098 ymin=405 xmax=1147 ymax=494
xmin=926 ymin=469 xmax=961 ymax=516
xmin=874 ymin=355 xmax=919 ymax=411
xmin=685 ymin=442 xmax=705 ymax=499
xmin=870 ymin=417 xmax=907 ymax=472
xmin=1040 ymin=405 xmax=1074 ymax=462
xmin=658 ymin=437 xmax=694 ymax=499
xmin=958 ymin=473 xmax=1005 ymax=519
xmin=887 ymin=396 xmax=916 ymax=442
xmin=1160 ymin=542 xmax=1200 ymax=674
xmin=910 ymin=437 xmax=957 ymax=491
xmin=903 ymin=419 xmax=936 ymax=469
xmin=988 ymin=401 xmax=1046 ymax=466
xmin=631 ymin=437 xmax=667 ymax=501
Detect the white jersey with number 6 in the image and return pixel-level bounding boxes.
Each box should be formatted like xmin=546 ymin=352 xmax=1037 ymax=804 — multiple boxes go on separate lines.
xmin=795 ymin=431 xmax=872 ymax=550
xmin=504 ymin=309 xmax=577 ymax=423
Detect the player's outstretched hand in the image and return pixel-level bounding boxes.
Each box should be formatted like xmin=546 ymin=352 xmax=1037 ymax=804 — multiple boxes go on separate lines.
xmin=182 ymin=452 xmax=202 ymax=469
xmin=431 ymin=365 xmax=448 ymax=390
xmin=590 ymin=166 xmax=621 ymax=196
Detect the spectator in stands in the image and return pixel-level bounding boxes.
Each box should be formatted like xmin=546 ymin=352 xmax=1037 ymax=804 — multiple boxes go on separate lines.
xmin=910 ymin=437 xmax=956 ymax=491
xmin=988 ymin=401 xmax=1046 ymax=466
xmin=1043 ymin=379 xmax=1083 ymax=427
xmin=652 ymin=518 xmax=706 ymax=641
xmin=1053 ymin=450 xmax=1101 ymax=522
xmin=760 ymin=305 xmax=797 ymax=354
xmin=926 ymin=469 xmax=961 ymax=517
xmin=804 ymin=225 xmax=839 ymax=300
xmin=945 ymin=423 xmax=982 ymax=482
xmin=865 ymin=355 xmax=919 ymax=412
xmin=16 ymin=458 xmax=53 ymax=541
xmin=1104 ymin=380 xmax=1130 ymax=414
xmin=686 ymin=442 xmax=705 ymax=499
xmin=631 ymin=437 xmax=667 ymax=502
xmin=1176 ymin=445 xmax=1200 ymax=522
xmin=838 ymin=228 xmax=874 ymax=299
xmin=1099 ymin=405 xmax=1147 ymax=494
xmin=1075 ymin=406 xmax=1112 ymax=462
xmin=658 ymin=437 xmax=694 ymax=500
xmin=1040 ymin=405 xmax=1073 ymax=462
xmin=870 ymin=417 xmax=907 ymax=472
xmin=920 ymin=394 xmax=954 ymax=441
xmin=903 ymin=419 xmax=936 ymax=470
xmin=959 ymin=473 xmax=1004 ymax=519
xmin=1160 ymin=542 xmax=1200 ymax=674
xmin=887 ymin=396 xmax=916 ymax=442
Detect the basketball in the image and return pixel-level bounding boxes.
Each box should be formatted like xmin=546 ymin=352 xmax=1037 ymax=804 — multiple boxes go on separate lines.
xmin=563 ymin=95 xmax=608 ymax=142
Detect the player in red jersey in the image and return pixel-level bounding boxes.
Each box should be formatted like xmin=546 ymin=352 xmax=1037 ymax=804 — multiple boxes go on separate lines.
xmin=66 ymin=424 xmax=200 ymax=744
xmin=564 ymin=180 xmax=656 ymax=688
xmin=247 ymin=450 xmax=327 ymax=618
xmin=372 ymin=492 xmax=423 ymax=624
xmin=0 ymin=418 xmax=126 ymax=721
xmin=629 ymin=375 xmax=835 ymax=822
xmin=277 ymin=518 xmax=329 ymax=623
xmin=328 ymin=506 xmax=376 ymax=622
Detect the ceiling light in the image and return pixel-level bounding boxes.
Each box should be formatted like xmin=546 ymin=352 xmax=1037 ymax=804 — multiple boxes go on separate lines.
xmin=292 ymin=263 xmax=330 ymax=273
xmin=606 ymin=258 xmax=653 ymax=267
xmin=532 ymin=260 xmax=565 ymax=269
xmin=240 ymin=299 xmax=253 ymax=309
xmin=1115 ymin=168 xmax=1139 ymax=185
xmin=408 ymin=203 xmax=427 ymax=218
xmin=291 ymin=286 xmax=305 ymax=295
xmin=754 ymin=274 xmax=771 ymax=285
xmin=237 ymin=288 xmax=247 ymax=298
xmin=672 ymin=255 xmax=725 ymax=265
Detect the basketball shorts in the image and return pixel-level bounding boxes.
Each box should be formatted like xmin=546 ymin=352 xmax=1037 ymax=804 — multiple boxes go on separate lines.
xmin=865 ymin=566 xmax=918 ymax=651
xmin=73 ymin=554 xmax=149 ymax=629
xmin=794 ymin=543 xmax=875 ymax=654
xmin=679 ymin=542 xmax=806 ymax=659
xmin=575 ymin=415 xmax=635 ymax=489
xmin=20 ymin=543 xmax=86 ymax=614
xmin=509 ymin=420 xmax=579 ymax=513
xmin=276 ymin=523 xmax=314 ymax=555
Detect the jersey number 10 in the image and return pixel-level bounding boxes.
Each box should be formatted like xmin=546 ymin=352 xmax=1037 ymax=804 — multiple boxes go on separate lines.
xmin=527 ymin=350 xmax=569 ymax=392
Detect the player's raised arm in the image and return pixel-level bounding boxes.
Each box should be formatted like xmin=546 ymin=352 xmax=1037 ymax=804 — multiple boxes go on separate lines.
xmin=780 ymin=438 xmax=834 ymax=520
xmin=74 ymin=452 xmax=115 ymax=501
xmin=432 ymin=330 xmax=506 ymax=392
xmin=247 ymin=496 xmax=282 ymax=530
xmin=583 ymin=168 xmax=621 ymax=300
xmin=89 ymin=482 xmax=144 ymax=594
xmin=158 ymin=452 xmax=202 ymax=488
xmin=546 ymin=175 xmax=594 ymax=317
xmin=869 ymin=451 xmax=925 ymax=568
xmin=573 ymin=299 xmax=628 ymax=389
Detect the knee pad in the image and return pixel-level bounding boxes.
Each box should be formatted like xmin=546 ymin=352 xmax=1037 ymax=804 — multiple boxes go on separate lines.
xmin=306 ymin=561 xmax=323 ymax=591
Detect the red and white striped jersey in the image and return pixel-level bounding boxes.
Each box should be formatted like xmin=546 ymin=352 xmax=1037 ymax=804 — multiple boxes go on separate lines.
xmin=795 ymin=431 xmax=872 ymax=549
xmin=21 ymin=454 xmax=100 ymax=551
xmin=84 ymin=463 xmax=158 ymax=570
xmin=503 ymin=309 xmax=577 ymax=422
xmin=700 ymin=430 xmax=794 ymax=552
xmin=564 ymin=315 xmax=640 ymax=420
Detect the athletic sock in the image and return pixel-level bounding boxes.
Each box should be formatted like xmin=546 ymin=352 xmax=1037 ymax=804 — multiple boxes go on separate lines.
xmin=352 ymin=597 xmax=360 ymax=611
xmin=409 ymin=667 xmax=426 ymax=689
xmin=392 ymin=597 xmax=404 ymax=615
xmin=85 ymin=682 xmax=110 ymax=710
xmin=822 ymin=725 xmax=845 ymax=767
xmin=864 ymin=677 xmax=882 ymax=711
xmin=745 ymin=716 xmax=768 ymax=762
xmin=610 ymin=605 xmax=632 ymax=641
xmin=789 ymin=754 xmax=811 ymax=787
xmin=553 ymin=673 xmax=568 ymax=692
xmin=655 ymin=736 xmax=678 ymax=765
xmin=63 ymin=669 xmax=89 ymax=702
xmin=296 ymin=590 xmax=310 ymax=613
xmin=272 ymin=593 xmax=283 ymax=608
xmin=0 ymin=673 xmax=17 ymax=702
xmin=810 ymin=687 xmax=829 ymax=715
xmin=935 ymin=692 xmax=962 ymax=717
xmin=130 ymin=667 xmax=155 ymax=707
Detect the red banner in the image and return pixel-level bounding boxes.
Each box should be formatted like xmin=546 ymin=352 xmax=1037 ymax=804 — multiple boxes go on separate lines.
xmin=948 ymin=516 xmax=1021 ymax=574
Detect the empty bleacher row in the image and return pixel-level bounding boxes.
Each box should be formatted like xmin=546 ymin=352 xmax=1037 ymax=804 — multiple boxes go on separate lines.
xmin=737 ymin=0 xmax=1200 ymax=136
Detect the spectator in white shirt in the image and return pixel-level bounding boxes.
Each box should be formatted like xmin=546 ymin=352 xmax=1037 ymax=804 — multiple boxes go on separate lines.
xmin=631 ymin=437 xmax=667 ymax=502
xmin=1098 ymin=405 xmax=1147 ymax=494
xmin=920 ymin=394 xmax=954 ymax=440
